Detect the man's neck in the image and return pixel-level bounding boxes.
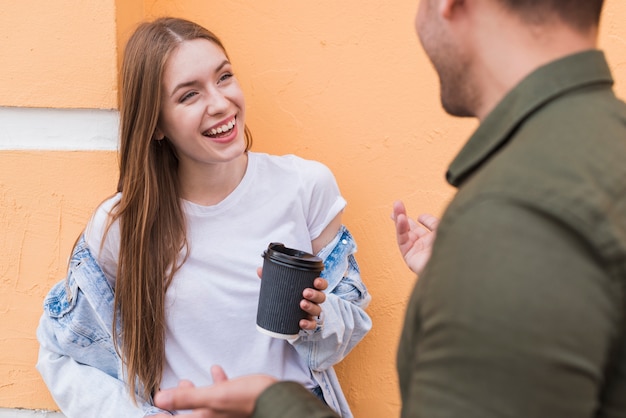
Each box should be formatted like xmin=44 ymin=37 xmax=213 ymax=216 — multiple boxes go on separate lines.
xmin=471 ymin=19 xmax=598 ymax=120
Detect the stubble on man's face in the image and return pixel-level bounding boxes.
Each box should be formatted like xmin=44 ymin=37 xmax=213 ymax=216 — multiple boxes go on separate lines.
xmin=437 ymin=52 xmax=477 ymax=117
xmin=415 ymin=0 xmax=478 ymax=118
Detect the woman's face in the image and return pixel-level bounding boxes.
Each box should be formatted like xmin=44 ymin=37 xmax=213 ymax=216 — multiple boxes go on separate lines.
xmin=156 ymin=38 xmax=247 ymax=170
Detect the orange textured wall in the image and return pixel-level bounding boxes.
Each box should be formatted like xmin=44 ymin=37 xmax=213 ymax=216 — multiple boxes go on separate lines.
xmin=0 ymin=0 xmax=118 ymax=109
xmin=0 ymin=152 xmax=118 ymax=408
xmin=0 ymin=0 xmax=625 ymax=416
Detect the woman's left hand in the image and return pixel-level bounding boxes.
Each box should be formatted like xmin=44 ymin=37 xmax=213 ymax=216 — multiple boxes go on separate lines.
xmin=299 ymin=277 xmax=328 ymax=330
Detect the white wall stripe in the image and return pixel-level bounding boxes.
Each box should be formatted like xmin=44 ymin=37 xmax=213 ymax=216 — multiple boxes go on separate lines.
xmin=0 ymin=107 xmax=119 ymax=151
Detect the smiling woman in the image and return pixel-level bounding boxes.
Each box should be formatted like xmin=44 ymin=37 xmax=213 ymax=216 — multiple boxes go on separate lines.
xmin=34 ymin=17 xmax=371 ymax=418
xmin=154 ymin=38 xmax=249 ymax=206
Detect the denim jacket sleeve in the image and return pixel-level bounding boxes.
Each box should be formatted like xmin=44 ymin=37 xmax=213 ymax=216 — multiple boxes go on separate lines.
xmin=36 ymin=236 xmax=171 ymax=418
xmin=291 ymin=225 xmax=372 ymax=371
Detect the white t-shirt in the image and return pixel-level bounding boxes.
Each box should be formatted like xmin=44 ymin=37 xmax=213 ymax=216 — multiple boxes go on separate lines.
xmin=84 ymin=152 xmax=346 ymax=390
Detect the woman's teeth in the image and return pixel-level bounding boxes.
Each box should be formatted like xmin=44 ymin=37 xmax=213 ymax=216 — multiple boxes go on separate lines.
xmin=206 ymin=119 xmax=235 ymax=137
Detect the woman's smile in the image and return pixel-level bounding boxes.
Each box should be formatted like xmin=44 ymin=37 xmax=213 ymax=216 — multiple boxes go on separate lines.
xmin=203 ymin=115 xmax=238 ymax=142
xmin=157 ymin=38 xmax=247 ymax=166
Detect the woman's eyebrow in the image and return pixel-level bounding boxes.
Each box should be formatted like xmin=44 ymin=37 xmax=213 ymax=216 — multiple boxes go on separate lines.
xmin=170 ymin=60 xmax=231 ymax=97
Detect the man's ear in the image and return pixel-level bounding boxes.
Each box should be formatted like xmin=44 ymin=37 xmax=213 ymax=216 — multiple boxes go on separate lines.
xmin=440 ymin=0 xmax=465 ymax=19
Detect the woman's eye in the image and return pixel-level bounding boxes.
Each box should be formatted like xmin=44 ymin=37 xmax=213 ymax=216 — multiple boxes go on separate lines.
xmin=180 ymin=91 xmax=198 ymax=103
xmin=218 ymin=73 xmax=233 ymax=83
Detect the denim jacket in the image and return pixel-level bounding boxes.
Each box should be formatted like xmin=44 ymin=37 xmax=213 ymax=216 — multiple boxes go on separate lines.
xmin=36 ymin=226 xmax=371 ymax=418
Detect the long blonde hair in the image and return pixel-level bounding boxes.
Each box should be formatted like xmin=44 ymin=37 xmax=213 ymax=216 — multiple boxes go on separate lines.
xmin=113 ymin=17 xmax=252 ymax=402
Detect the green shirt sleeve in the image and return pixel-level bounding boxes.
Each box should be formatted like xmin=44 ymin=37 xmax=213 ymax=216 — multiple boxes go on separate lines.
xmin=253 ymin=382 xmax=340 ymax=418
xmin=398 ymin=197 xmax=624 ymax=418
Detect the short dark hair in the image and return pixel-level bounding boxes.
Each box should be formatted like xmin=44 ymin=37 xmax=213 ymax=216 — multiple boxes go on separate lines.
xmin=498 ymin=0 xmax=604 ymax=30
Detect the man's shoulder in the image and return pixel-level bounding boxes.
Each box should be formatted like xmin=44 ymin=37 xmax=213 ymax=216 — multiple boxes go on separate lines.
xmin=446 ymin=98 xmax=626 ymax=276
xmin=467 ymin=87 xmax=626 ymax=206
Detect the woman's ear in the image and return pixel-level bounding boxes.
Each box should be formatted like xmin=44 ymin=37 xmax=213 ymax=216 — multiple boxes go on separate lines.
xmin=153 ymin=127 xmax=165 ymax=141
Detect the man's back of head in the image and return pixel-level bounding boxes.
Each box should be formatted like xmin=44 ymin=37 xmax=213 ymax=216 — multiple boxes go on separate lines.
xmin=496 ymin=0 xmax=604 ymax=31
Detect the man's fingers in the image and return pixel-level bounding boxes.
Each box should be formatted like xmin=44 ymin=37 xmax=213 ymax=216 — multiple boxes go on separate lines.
xmin=178 ymin=379 xmax=196 ymax=389
xmin=392 ymin=200 xmax=407 ymax=221
xmin=211 ymin=365 xmax=228 ymax=384
xmin=418 ymin=213 xmax=439 ymax=231
xmin=154 ymin=386 xmax=213 ymax=410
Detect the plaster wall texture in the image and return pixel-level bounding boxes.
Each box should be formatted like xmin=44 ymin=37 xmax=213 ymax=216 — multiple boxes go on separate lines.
xmin=1 ymin=0 xmax=625 ymax=416
xmin=0 ymin=0 xmax=118 ymax=109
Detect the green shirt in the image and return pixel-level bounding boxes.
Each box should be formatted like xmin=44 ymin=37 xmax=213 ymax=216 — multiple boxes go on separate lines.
xmin=398 ymin=50 xmax=626 ymax=418
xmin=254 ymin=50 xmax=626 ymax=418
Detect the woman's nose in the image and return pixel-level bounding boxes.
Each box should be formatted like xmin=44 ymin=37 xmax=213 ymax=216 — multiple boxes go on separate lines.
xmin=206 ymin=89 xmax=229 ymax=115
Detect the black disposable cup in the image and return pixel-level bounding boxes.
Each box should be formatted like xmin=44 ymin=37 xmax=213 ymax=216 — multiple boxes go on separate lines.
xmin=256 ymin=242 xmax=324 ymax=339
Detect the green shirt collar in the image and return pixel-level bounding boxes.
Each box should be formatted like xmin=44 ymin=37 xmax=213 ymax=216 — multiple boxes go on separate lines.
xmin=446 ymin=49 xmax=613 ymax=188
